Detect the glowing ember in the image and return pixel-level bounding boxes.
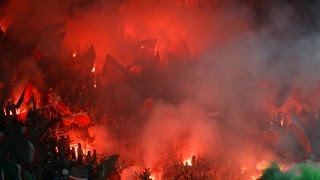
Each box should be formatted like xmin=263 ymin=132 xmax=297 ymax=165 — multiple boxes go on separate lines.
xmin=72 ymin=52 xmax=77 ymax=58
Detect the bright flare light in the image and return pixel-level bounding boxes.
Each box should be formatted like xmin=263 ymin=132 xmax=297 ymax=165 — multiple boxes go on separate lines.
xmin=70 ymin=144 xmax=79 ymax=158
xmin=183 ymin=158 xmax=192 ymax=166
xmin=91 ymin=66 xmax=96 ymax=73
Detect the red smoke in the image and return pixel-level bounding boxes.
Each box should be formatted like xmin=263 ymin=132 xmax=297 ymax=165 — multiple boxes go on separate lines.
xmin=2 ymin=0 xmax=320 ymax=179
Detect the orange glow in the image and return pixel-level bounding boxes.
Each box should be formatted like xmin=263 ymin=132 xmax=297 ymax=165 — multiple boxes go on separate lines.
xmin=72 ymin=52 xmax=77 ymax=58
xmin=256 ymin=161 xmax=271 ymax=172
xmin=69 ymin=140 xmax=91 ymax=159
xmin=130 ymin=65 xmax=143 ymax=74
xmin=150 ymin=175 xmax=156 ymax=180
xmin=124 ymin=25 xmax=136 ymax=38
xmin=92 ymin=66 xmax=97 ymax=87
xmin=70 ymin=144 xmax=79 ymax=158
xmin=0 ymin=20 xmax=9 ymax=34
xmin=183 ymin=157 xmax=192 ymax=166
xmin=241 ymin=167 xmax=247 ymax=174
xmin=91 ymin=66 xmax=96 ymax=73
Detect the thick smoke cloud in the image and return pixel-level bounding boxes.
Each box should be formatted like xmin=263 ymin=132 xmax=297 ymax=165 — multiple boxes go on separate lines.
xmin=259 ymin=161 xmax=320 ymax=180
xmin=2 ymin=0 xmax=320 ymax=178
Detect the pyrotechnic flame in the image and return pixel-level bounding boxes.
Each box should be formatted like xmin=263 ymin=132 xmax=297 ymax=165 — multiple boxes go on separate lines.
xmin=183 ymin=158 xmax=192 ymax=166
xmin=70 ymin=144 xmax=79 ymax=158
xmin=150 ymin=175 xmax=156 ymax=180
xmin=70 ymin=142 xmax=91 ymax=158
xmin=92 ymin=66 xmax=97 ymax=88
xmin=16 ymin=108 xmax=27 ymax=115
xmin=72 ymin=52 xmax=77 ymax=58
xmin=0 ymin=20 xmax=9 ymax=34
xmin=91 ymin=66 xmax=96 ymax=73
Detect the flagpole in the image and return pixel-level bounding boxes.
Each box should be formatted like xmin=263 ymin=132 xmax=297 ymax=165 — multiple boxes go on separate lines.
xmin=16 ymin=77 xmax=32 ymax=109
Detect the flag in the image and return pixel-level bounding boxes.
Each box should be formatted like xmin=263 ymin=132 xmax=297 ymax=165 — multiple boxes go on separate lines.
xmin=102 ymin=54 xmax=128 ymax=81
xmin=31 ymin=93 xmax=37 ymax=111
xmin=136 ymin=38 xmax=157 ymax=55
xmin=81 ymin=45 xmax=96 ymax=72
xmin=169 ymin=36 xmax=190 ymax=57
xmin=97 ymin=155 xmax=119 ymax=179
xmin=16 ymin=80 xmax=33 ymax=109
xmin=0 ymin=158 xmax=22 ymax=180
xmin=48 ymin=93 xmax=72 ymax=116
xmin=62 ymin=112 xmax=91 ymax=126
xmin=289 ymin=114 xmax=311 ymax=154
xmin=68 ymin=167 xmax=89 ymax=180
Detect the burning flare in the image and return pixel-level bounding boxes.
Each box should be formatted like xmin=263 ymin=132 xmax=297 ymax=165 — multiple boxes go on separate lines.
xmin=72 ymin=52 xmax=77 ymax=58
